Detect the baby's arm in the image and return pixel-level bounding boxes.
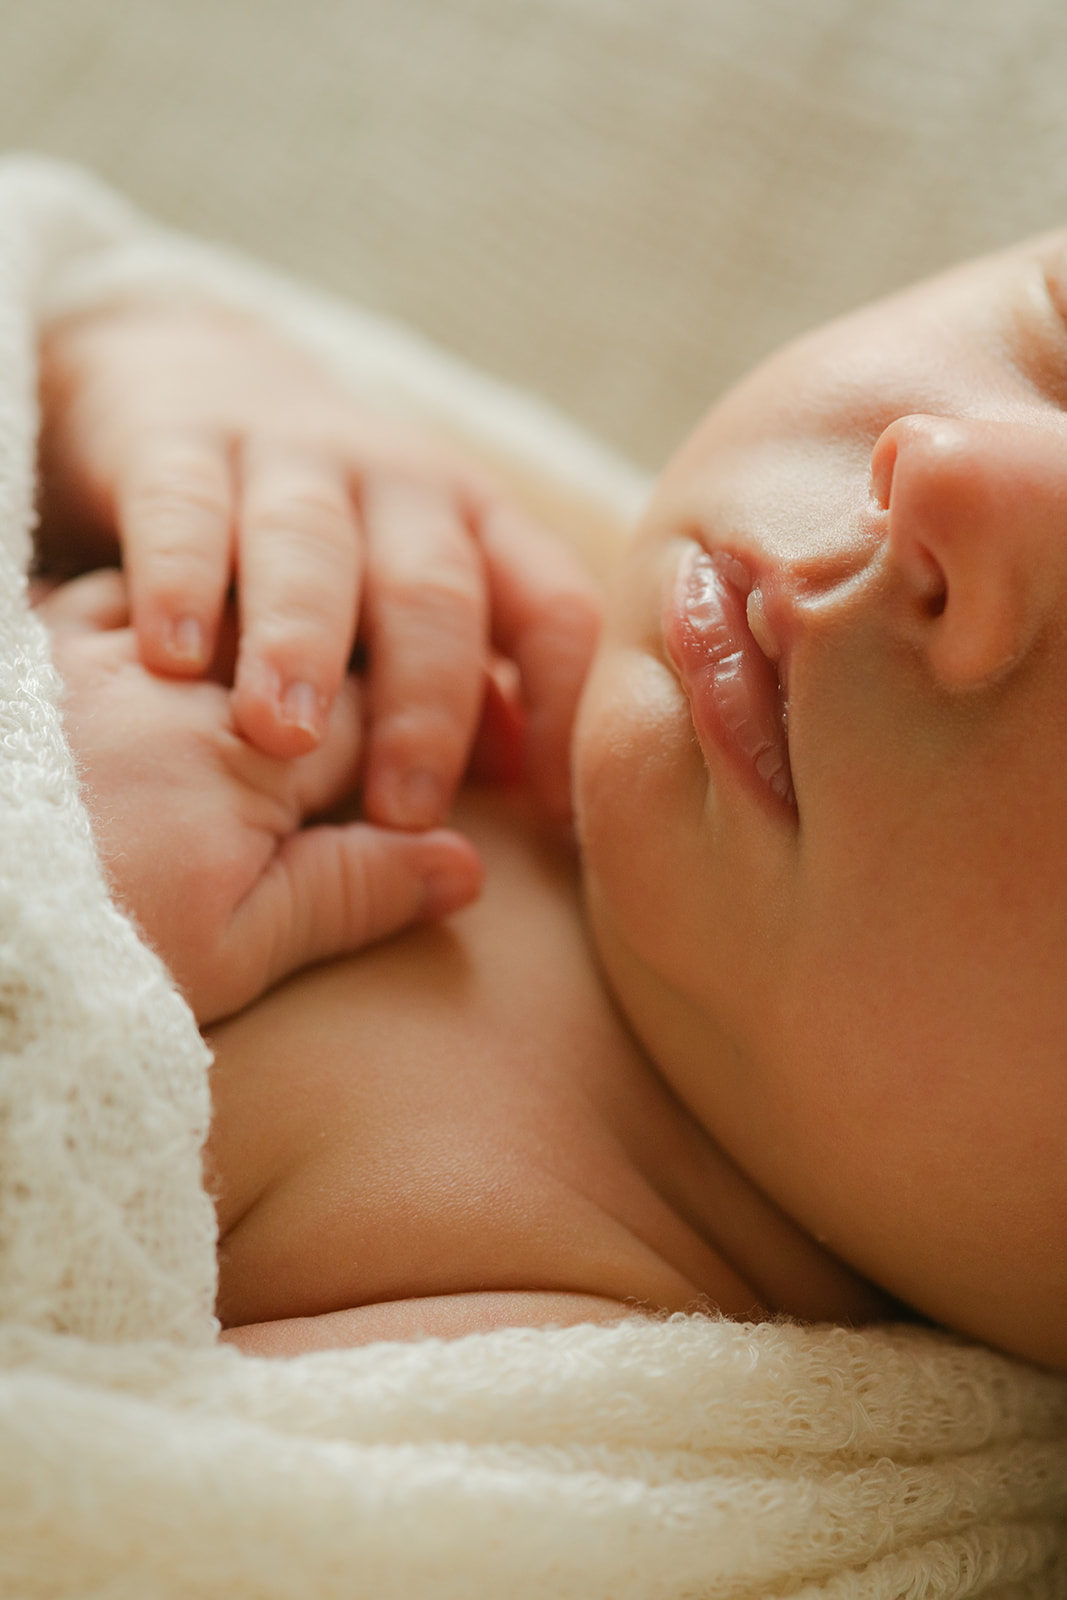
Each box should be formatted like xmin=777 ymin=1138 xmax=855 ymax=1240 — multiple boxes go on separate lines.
xmin=222 ymin=1292 xmax=638 ymax=1354
xmin=39 ymin=568 xmax=482 ymax=1025
xmin=36 ymin=303 xmax=603 ymax=827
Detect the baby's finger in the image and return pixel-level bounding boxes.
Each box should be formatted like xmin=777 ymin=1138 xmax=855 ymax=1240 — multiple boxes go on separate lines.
xmin=219 ymin=824 xmax=483 ymax=1016
xmin=232 ymin=444 xmax=361 ymax=759
xmin=283 ymin=674 xmax=365 ymax=820
xmin=478 ymin=501 xmax=603 ymax=822
xmin=360 ymin=478 xmax=487 ymax=829
xmin=117 ymin=430 xmax=234 ymax=677
xmin=33 ymin=567 xmax=131 ymax=634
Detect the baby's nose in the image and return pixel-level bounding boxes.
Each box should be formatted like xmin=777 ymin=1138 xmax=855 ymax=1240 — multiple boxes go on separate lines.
xmin=871 ymin=413 xmax=1067 ymax=687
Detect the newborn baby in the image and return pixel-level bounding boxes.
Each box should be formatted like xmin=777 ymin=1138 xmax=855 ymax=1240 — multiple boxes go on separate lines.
xmin=38 ymin=228 xmax=1067 ymax=1370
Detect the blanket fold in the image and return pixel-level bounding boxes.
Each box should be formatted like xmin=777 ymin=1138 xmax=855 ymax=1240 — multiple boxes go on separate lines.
xmin=0 ymin=156 xmax=1064 ymax=1600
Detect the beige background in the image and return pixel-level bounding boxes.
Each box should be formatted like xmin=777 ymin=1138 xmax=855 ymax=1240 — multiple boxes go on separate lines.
xmin=3 ymin=0 xmax=1067 ymax=466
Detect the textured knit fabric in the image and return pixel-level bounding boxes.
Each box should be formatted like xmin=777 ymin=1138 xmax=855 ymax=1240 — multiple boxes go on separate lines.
xmin=0 ymin=158 xmax=1065 ymax=1600
xmin=4 ymin=0 xmax=1067 ymax=465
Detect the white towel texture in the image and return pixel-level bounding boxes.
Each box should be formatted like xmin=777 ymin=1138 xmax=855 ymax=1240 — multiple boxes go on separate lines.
xmin=0 ymin=157 xmax=1064 ymax=1600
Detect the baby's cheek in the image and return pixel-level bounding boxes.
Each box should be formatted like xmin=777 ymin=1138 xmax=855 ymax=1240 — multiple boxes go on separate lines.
xmin=578 ymin=650 xmax=696 ymax=929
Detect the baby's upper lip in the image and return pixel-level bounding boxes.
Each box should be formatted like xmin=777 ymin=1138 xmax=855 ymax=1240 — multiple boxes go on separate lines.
xmin=693 ymin=540 xmax=794 ymax=689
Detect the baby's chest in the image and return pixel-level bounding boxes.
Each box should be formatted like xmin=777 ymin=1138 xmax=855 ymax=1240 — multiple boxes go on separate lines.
xmin=209 ymin=954 xmax=678 ymax=1327
xmin=205 ymin=794 xmax=685 ymax=1327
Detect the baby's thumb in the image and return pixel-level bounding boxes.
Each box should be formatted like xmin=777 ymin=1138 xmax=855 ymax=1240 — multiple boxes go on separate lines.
xmin=228 ymin=823 xmax=483 ymax=1000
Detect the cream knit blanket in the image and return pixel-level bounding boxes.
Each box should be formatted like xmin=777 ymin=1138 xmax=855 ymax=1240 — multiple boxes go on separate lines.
xmin=0 ymin=156 xmax=1064 ymax=1600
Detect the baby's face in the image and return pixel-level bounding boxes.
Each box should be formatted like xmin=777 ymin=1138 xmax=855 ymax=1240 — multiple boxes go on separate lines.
xmin=575 ymin=232 xmax=1067 ymax=1366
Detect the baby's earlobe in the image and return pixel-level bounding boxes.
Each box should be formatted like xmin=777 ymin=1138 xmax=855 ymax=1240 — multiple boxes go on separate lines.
xmin=873 ymin=414 xmax=1062 ymax=690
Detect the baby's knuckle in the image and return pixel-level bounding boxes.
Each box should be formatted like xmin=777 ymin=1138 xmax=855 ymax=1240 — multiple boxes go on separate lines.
xmin=128 ymin=479 xmax=230 ymax=541
xmin=131 ymin=442 xmax=227 ymax=513
xmin=250 ymin=492 xmax=350 ymax=550
xmin=137 ymin=541 xmax=225 ymax=593
xmin=375 ymin=705 xmax=457 ymax=765
xmin=388 ymin=570 xmax=483 ymax=625
xmin=250 ymin=600 xmax=343 ymax=657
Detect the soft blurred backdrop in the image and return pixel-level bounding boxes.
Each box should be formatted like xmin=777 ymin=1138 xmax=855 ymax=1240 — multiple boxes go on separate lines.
xmin=4 ymin=0 xmax=1067 ymax=467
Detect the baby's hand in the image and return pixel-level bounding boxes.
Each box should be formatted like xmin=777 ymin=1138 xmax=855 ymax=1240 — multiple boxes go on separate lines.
xmin=36 ymin=304 xmax=602 ymax=825
xmin=38 ymin=569 xmax=483 ymax=1025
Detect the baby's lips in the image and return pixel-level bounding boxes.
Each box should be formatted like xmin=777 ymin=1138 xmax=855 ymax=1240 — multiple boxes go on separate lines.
xmin=666 ymin=545 xmax=795 ymax=811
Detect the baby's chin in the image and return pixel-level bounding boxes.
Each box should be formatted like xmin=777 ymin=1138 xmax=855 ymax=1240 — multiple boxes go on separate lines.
xmin=582 ymin=891 xmax=1067 ymax=1374
xmin=764 ymin=1036 xmax=1067 ymax=1373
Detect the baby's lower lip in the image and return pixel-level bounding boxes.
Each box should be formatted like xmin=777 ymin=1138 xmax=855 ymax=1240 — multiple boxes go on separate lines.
xmin=663 ymin=545 xmax=794 ymax=810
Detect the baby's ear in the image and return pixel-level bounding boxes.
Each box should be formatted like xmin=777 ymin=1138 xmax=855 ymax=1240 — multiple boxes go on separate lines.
xmin=872 ymin=415 xmax=1067 ymax=688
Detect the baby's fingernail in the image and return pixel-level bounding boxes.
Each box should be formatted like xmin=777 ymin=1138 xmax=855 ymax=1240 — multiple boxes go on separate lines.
xmin=280 ymin=679 xmax=325 ymax=739
xmin=167 ymin=614 xmax=205 ymax=666
xmin=385 ymin=767 xmax=446 ymax=829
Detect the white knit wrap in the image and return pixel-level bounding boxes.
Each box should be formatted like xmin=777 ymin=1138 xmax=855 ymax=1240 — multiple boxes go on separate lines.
xmin=0 ymin=158 xmax=1064 ymax=1600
